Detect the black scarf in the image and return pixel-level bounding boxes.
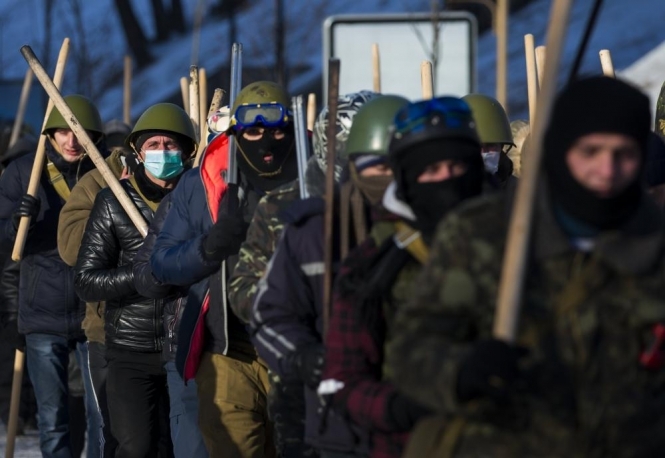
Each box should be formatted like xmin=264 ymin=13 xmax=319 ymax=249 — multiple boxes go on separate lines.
xmin=133 ymin=165 xmax=171 ymax=203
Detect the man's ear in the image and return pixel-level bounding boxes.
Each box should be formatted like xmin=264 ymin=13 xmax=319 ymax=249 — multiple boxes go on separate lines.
xmin=123 ymin=151 xmax=141 ymax=174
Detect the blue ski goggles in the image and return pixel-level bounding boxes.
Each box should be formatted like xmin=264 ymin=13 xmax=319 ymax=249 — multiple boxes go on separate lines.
xmin=393 ymin=97 xmax=475 ymax=137
xmin=231 ymin=102 xmax=291 ymax=130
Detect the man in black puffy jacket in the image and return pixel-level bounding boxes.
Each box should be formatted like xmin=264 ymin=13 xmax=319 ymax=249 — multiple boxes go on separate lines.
xmin=74 ymin=103 xmax=196 ymax=458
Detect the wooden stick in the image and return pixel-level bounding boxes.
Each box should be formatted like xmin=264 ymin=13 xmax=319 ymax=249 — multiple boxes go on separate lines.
xmin=599 ymin=49 xmax=615 ymax=78
xmin=524 ymin=34 xmax=538 ymax=126
xmin=12 ymin=38 xmax=70 ymax=262
xmin=198 ymin=67 xmax=208 ymax=147
xmin=535 ymin=45 xmax=546 ymax=89
xmin=493 ymin=0 xmax=574 ymax=342
xmin=193 ymin=88 xmax=224 ymax=167
xmin=372 ymin=43 xmax=381 ymax=93
xmin=180 ymin=76 xmax=189 ymax=115
xmin=123 ymin=55 xmax=132 ymax=125
xmin=8 ymin=68 xmax=33 ymax=149
xmin=307 ymin=93 xmax=316 ymax=131
xmin=323 ymin=59 xmax=340 ymax=337
xmin=20 ymin=45 xmax=148 ymax=237
xmin=421 ymin=60 xmax=434 ymax=99
xmin=189 ymin=66 xmax=200 ymax=142
xmin=4 ymin=349 xmax=24 ymax=458
xmin=496 ymin=0 xmax=509 ymax=110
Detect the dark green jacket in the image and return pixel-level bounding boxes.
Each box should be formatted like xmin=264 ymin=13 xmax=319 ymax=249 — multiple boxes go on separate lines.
xmin=388 ymin=190 xmax=665 ymax=457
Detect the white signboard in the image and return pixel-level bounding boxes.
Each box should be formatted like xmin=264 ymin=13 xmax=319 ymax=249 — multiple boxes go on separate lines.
xmin=323 ymin=12 xmax=477 ymax=101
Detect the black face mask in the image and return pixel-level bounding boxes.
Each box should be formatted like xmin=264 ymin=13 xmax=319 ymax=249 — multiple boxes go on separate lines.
xmin=545 ymin=164 xmax=643 ymax=230
xmin=404 ymin=161 xmax=484 ymax=239
xmin=235 ymin=130 xmax=298 ymax=192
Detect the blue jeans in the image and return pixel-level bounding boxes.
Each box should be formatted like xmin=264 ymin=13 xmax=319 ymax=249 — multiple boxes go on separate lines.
xmin=165 ymin=361 xmax=207 ymax=458
xmin=25 ymin=333 xmax=89 ymax=458
xmin=77 ymin=341 xmax=103 ymax=458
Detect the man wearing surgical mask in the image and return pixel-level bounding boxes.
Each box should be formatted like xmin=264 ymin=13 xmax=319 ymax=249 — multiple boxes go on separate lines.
xmin=463 ymin=94 xmax=516 ymax=189
xmin=74 ymin=103 xmax=197 ymax=458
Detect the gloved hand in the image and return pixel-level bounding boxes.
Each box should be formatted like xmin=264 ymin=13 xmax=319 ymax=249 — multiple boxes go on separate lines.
xmin=385 ymin=392 xmax=432 ymax=431
xmin=456 ymin=339 xmax=527 ymax=405
xmin=289 ymin=344 xmax=325 ymax=389
xmin=202 ymin=213 xmax=249 ymax=262
xmin=12 ymin=195 xmax=40 ymax=229
xmin=0 ymin=312 xmax=25 ymax=352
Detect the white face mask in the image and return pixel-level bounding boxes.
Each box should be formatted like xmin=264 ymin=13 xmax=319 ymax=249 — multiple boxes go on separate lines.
xmin=481 ymin=151 xmax=501 ymax=174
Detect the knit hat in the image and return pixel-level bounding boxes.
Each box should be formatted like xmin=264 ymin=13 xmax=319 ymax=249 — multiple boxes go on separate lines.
xmin=544 ymin=76 xmax=651 ymax=230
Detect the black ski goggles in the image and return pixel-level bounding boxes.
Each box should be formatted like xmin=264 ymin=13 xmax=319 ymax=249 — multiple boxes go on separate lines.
xmin=231 ymin=102 xmax=291 ymax=131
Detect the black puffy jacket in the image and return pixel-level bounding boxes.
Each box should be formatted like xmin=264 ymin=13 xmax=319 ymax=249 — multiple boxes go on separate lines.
xmin=74 ymin=179 xmax=163 ymax=352
xmin=132 ymin=192 xmax=187 ymax=361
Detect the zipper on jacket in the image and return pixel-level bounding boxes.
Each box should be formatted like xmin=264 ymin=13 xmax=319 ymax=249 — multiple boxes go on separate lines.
xmin=168 ymin=297 xmax=183 ymax=354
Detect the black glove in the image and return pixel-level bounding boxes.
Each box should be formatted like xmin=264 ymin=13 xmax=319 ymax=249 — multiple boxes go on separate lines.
xmin=12 ymin=194 xmax=40 ymax=229
xmin=0 ymin=312 xmax=25 ymax=352
xmin=385 ymin=392 xmax=432 ymax=431
xmin=289 ymin=344 xmax=325 ymax=389
xmin=202 ymin=213 xmax=249 ymax=262
xmin=456 ymin=339 xmax=527 ymax=405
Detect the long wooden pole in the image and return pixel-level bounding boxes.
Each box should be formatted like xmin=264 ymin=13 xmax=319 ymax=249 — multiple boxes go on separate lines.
xmin=12 ymin=38 xmax=70 ymax=262
xmin=180 ymin=76 xmax=189 ymax=115
xmin=421 ymin=61 xmax=434 ymax=99
xmin=372 ymin=43 xmax=381 ymax=93
xmin=123 ymin=55 xmax=132 ymax=125
xmin=496 ymin=0 xmax=509 ymax=110
xmin=535 ymin=45 xmax=547 ymax=89
xmin=599 ymin=49 xmax=615 ymax=77
xmin=492 ymin=0 xmax=574 ymax=342
xmin=189 ymin=66 xmax=200 ymax=142
xmin=307 ymin=93 xmax=316 ymax=131
xmin=6 ymin=40 xmax=70 ymax=458
xmin=8 ymin=69 xmax=34 ymax=149
xmin=20 ymin=45 xmax=148 ymax=237
xmin=524 ymin=34 xmax=538 ymax=126
xmin=323 ymin=59 xmax=340 ymax=337
xmin=198 ymin=67 xmax=208 ymax=146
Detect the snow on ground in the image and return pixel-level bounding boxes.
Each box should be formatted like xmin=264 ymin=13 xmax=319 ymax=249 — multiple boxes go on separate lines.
xmin=0 ymin=423 xmax=41 ymax=458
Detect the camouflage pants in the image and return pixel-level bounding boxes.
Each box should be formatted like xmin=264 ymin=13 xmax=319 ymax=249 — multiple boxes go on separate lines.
xmin=267 ymin=372 xmax=319 ymax=458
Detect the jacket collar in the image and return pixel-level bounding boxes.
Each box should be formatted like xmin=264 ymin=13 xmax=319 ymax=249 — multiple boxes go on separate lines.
xmin=533 ymin=185 xmax=665 ymax=275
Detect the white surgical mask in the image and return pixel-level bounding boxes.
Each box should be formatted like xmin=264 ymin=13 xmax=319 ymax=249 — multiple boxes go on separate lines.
xmin=481 ymin=151 xmax=501 ymax=174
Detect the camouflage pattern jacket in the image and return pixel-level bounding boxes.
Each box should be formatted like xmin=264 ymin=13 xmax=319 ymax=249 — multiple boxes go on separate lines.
xmin=387 ymin=190 xmax=665 ymax=458
xmin=228 ymin=179 xmax=300 ymax=323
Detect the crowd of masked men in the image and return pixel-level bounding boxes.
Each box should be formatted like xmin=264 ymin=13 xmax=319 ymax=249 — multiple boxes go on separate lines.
xmin=0 ymin=71 xmax=665 ymax=458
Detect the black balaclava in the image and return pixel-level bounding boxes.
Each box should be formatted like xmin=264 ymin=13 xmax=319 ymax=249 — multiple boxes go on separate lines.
xmin=235 ymin=126 xmax=298 ymax=192
xmin=397 ymin=138 xmax=484 ymax=238
xmin=544 ymin=76 xmax=651 ymax=230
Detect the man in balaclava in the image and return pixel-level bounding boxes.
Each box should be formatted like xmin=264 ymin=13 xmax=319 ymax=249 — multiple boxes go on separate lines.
xmin=387 ymin=76 xmax=665 ymax=457
xmin=150 ymin=81 xmax=300 ymax=457
xmin=387 ymin=96 xmax=485 ymax=241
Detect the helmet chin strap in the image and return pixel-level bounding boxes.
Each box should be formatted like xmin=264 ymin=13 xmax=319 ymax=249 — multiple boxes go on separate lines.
xmin=236 ymin=139 xmax=295 ymax=177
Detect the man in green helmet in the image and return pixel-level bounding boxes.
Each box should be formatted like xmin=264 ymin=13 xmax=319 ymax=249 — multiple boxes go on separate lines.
xmin=0 ymin=94 xmax=108 ymax=456
xmin=150 ymin=81 xmax=303 ymax=457
xmin=463 ymin=93 xmax=516 ymax=188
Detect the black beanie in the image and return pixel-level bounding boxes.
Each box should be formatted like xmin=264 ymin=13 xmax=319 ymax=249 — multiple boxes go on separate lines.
xmin=544 ymin=76 xmax=651 ymax=230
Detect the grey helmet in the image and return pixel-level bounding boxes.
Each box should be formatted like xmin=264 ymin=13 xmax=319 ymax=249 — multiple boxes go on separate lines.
xmin=312 ymin=90 xmax=379 ymax=182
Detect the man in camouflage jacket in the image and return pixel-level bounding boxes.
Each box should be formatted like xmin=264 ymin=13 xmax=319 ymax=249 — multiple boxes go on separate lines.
xmin=387 ymin=77 xmax=665 ymax=457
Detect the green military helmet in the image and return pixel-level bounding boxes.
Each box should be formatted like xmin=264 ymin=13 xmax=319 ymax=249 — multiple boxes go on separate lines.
xmin=43 ymin=94 xmax=104 ymax=140
xmin=126 ymin=103 xmax=198 ymax=155
xmin=462 ymin=93 xmax=514 ymax=146
xmin=343 ymin=94 xmax=410 ymax=160
xmin=229 ymin=81 xmax=291 ymax=131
